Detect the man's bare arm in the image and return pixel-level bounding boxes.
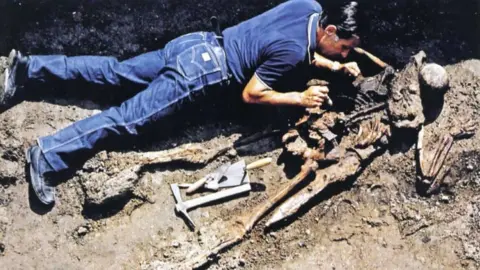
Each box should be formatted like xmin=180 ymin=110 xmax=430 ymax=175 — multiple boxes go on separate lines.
xmin=242 ymin=74 xmax=329 ymax=108
xmin=313 ymin=52 xmax=341 ymax=71
xmin=313 ymin=52 xmax=361 ymax=77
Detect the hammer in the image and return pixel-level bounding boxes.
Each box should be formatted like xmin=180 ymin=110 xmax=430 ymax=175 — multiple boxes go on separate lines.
xmin=185 ymin=157 xmax=272 ymax=194
xmin=171 ymin=183 xmax=252 ymax=229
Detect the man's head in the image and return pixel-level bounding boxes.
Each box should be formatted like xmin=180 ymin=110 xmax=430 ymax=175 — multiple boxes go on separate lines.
xmin=316 ymin=1 xmax=361 ymax=60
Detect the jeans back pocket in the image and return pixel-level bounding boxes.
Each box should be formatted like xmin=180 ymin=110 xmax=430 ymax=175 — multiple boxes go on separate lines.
xmin=176 ymin=43 xmax=221 ymax=81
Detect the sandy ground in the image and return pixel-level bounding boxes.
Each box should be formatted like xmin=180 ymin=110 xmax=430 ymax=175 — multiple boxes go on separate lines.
xmin=0 ymin=58 xmax=479 ymax=269
xmin=0 ymin=0 xmax=479 ymax=269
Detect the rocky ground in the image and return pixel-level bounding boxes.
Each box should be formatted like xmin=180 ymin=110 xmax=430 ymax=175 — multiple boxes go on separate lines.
xmin=0 ymin=0 xmax=479 ymax=269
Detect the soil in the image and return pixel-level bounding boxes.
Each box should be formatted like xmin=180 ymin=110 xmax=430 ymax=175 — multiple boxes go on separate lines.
xmin=0 ymin=1 xmax=479 ymax=269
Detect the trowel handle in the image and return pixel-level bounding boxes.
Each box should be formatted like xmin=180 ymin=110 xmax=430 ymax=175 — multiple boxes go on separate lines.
xmin=246 ymin=158 xmax=272 ymax=170
xmin=186 ymin=175 xmax=209 ymax=194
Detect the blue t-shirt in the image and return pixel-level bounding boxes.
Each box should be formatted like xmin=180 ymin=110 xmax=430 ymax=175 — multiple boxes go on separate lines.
xmin=223 ymin=0 xmax=322 ymax=90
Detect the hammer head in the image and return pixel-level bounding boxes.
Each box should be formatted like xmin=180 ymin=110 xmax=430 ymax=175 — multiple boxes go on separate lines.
xmin=170 ymin=184 xmax=196 ymax=229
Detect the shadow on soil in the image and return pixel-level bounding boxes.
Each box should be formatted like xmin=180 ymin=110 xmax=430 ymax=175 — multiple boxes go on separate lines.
xmin=81 ymin=191 xmax=135 ymax=220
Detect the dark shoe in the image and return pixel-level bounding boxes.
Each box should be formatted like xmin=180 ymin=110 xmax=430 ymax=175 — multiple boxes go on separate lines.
xmin=1 ymin=49 xmax=27 ymax=106
xmin=26 ymin=145 xmax=56 ymax=205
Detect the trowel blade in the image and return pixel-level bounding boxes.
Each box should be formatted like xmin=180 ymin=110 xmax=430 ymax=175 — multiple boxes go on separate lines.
xmin=217 ymin=160 xmax=249 ymax=188
xmin=211 ymin=163 xmax=231 ymax=179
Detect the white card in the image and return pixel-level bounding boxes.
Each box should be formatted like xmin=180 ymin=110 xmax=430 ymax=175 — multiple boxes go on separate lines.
xmin=202 ymin=52 xmax=211 ymax=62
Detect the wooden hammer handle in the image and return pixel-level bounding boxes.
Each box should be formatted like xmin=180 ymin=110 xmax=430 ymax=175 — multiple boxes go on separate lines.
xmin=246 ymin=157 xmax=272 ymax=170
xmin=184 ymin=184 xmax=252 ymax=210
xmin=354 ymin=47 xmax=389 ymax=69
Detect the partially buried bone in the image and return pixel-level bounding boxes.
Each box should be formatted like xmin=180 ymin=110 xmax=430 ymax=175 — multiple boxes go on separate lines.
xmin=267 ymin=118 xmax=390 ymax=227
xmin=184 ymin=51 xmax=462 ymax=268
xmin=417 ymin=120 xmax=477 ymax=194
xmin=189 ymin=159 xmax=318 ymax=268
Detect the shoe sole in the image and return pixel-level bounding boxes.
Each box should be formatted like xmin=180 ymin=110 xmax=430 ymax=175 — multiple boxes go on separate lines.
xmin=3 ymin=69 xmax=8 ymax=88
xmin=2 ymin=49 xmax=19 ymax=105
xmin=7 ymin=49 xmax=17 ymax=67
xmin=25 ymin=147 xmax=31 ymax=163
xmin=26 ymin=147 xmax=55 ymax=205
xmin=1 ymin=68 xmax=8 ymax=97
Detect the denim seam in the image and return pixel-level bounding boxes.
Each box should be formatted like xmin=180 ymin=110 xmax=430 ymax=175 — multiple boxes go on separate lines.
xmin=40 ymin=91 xmax=191 ymax=154
xmin=190 ymin=76 xmax=226 ymax=93
xmin=208 ymin=34 xmax=229 ymax=79
xmin=208 ymin=45 xmax=223 ymax=75
xmin=202 ymin=43 xmax=227 ymax=78
xmin=37 ymin=138 xmax=63 ymax=172
xmin=206 ymin=41 xmax=229 ymax=80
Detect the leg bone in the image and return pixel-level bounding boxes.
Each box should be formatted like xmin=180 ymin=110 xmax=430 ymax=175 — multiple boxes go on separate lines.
xmin=417 ymin=121 xmax=477 ymax=193
xmin=190 ymin=159 xmax=317 ymax=268
xmin=266 ymin=153 xmax=361 ymax=227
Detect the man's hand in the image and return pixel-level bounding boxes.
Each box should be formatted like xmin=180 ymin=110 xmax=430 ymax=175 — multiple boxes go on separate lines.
xmin=313 ymin=53 xmax=362 ymax=77
xmin=300 ymin=85 xmax=329 ymax=108
xmin=340 ymin=62 xmax=361 ymax=77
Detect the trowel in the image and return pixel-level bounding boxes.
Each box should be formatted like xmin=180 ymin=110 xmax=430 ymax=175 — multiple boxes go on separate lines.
xmin=181 ymin=158 xmax=272 ymax=194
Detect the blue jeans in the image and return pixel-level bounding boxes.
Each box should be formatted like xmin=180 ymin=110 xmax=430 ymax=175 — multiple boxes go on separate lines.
xmin=29 ymin=32 xmax=231 ymax=172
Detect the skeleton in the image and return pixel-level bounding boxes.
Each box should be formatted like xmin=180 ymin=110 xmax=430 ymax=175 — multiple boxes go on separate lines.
xmin=410 ymin=53 xmax=477 ymax=194
xmin=186 ymin=51 xmax=477 ymax=268
xmin=67 ymin=50 xmax=474 ymax=268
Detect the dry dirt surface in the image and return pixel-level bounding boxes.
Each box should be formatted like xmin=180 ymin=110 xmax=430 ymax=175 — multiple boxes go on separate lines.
xmin=0 ymin=57 xmax=479 ymax=269
xmin=0 ymin=0 xmax=479 ymax=269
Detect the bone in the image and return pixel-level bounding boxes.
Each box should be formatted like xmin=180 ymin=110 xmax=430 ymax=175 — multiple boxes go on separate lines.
xmin=284 ymin=136 xmax=309 ymax=157
xmin=282 ymin=129 xmax=300 ymax=143
xmin=354 ymin=92 xmax=374 ymax=107
xmin=190 ymin=159 xmax=317 ymax=268
xmin=344 ymin=103 xmax=387 ymax=126
xmin=420 ymin=63 xmax=449 ymax=91
xmin=426 ymin=165 xmax=451 ymax=194
xmin=387 ymin=51 xmax=426 ymax=130
xmin=417 ymin=121 xmax=477 ymax=194
xmin=427 ymin=135 xmax=453 ymax=179
xmin=82 ymin=165 xmax=142 ymax=205
xmin=266 ymin=153 xmax=361 ymax=227
xmin=267 ymin=119 xmax=389 ymax=227
xmin=81 ymin=143 xmax=230 ymax=206
xmin=240 ymin=159 xmax=317 ymax=232
xmin=188 ymin=51 xmax=450 ymax=268
xmin=417 ymin=126 xmax=425 ymax=158
xmin=355 ymin=117 xmax=387 ymax=148
xmin=450 ymin=120 xmax=477 ymax=139
xmin=134 ymin=143 xmax=228 ymax=165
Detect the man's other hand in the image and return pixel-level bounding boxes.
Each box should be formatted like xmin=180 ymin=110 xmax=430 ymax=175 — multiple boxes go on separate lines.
xmin=341 ymin=62 xmax=361 ymax=77
xmin=300 ymin=85 xmax=329 ymax=108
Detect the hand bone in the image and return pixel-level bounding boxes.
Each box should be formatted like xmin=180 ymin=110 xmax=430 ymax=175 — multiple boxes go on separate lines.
xmin=450 ymin=120 xmax=477 ymax=139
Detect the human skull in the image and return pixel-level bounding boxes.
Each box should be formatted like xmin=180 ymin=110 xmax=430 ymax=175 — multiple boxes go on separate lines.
xmin=420 ymin=63 xmax=449 ymax=91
